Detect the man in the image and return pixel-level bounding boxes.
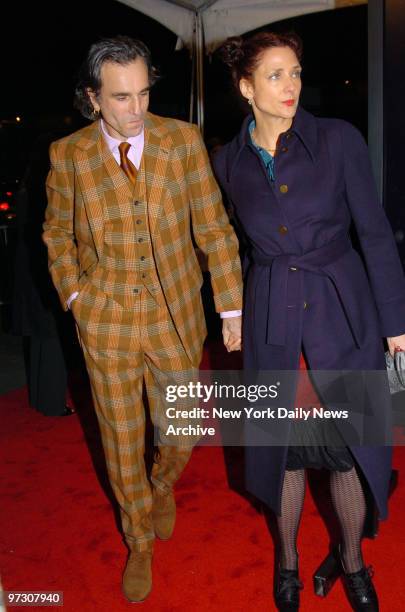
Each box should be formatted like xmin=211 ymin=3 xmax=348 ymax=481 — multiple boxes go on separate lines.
xmin=43 ymin=36 xmax=242 ymax=602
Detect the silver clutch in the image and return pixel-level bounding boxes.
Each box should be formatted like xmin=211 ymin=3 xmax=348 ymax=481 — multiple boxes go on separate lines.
xmin=385 ymin=350 xmax=405 ymax=394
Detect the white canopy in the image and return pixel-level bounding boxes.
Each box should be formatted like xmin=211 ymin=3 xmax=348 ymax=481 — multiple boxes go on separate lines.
xmin=118 ymin=0 xmax=366 ymax=52
xmin=117 ymin=0 xmax=367 ymax=130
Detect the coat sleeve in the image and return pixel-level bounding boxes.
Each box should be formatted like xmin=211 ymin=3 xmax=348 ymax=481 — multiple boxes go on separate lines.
xmin=186 ymin=125 xmax=243 ymax=312
xmin=341 ymin=122 xmax=405 ymax=337
xmin=43 ymin=141 xmax=80 ymax=311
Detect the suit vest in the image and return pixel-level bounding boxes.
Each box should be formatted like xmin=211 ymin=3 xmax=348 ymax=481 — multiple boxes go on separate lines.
xmin=94 ymin=144 xmax=165 ymax=308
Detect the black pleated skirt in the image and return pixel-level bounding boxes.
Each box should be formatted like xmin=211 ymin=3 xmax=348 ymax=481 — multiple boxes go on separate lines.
xmin=285 ymin=353 xmax=355 ymax=472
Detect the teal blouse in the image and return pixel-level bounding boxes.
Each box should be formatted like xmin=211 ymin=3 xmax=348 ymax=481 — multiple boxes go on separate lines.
xmin=249 ymin=119 xmax=275 ymax=181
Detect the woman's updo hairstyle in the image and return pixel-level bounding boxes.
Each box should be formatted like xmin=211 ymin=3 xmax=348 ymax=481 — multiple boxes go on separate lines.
xmin=219 ymin=31 xmax=303 ymax=90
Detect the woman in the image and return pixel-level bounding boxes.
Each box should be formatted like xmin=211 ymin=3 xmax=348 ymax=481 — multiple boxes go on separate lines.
xmin=213 ymin=32 xmax=405 ymax=611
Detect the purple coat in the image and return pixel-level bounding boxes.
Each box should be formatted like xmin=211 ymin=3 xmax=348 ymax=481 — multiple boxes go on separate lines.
xmin=213 ymin=107 xmax=405 ymax=519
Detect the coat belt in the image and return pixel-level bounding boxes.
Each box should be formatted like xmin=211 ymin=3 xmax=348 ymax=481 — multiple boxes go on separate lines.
xmin=250 ymin=236 xmax=357 ymax=346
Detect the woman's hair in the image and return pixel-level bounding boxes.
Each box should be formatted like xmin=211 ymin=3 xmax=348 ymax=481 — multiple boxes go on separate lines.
xmin=219 ymin=31 xmax=303 ymax=90
xmin=74 ymin=35 xmax=159 ymax=120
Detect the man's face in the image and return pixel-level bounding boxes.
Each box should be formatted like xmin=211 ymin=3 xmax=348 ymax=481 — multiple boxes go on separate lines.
xmin=88 ymin=58 xmax=150 ymax=139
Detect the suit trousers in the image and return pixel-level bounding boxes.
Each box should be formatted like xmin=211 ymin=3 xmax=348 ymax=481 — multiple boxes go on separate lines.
xmin=72 ymin=282 xmax=197 ymax=551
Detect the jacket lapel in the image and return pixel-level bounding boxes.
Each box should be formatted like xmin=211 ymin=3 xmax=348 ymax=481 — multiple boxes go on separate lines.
xmin=74 ymin=115 xmax=173 ymax=249
xmin=74 ymin=120 xmax=133 ymax=252
xmin=143 ymin=114 xmax=173 ymax=239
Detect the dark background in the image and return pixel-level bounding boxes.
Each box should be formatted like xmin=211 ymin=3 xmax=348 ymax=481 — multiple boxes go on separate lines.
xmin=0 ymin=1 xmax=368 ymax=178
xmin=0 ymin=1 xmax=370 ymax=334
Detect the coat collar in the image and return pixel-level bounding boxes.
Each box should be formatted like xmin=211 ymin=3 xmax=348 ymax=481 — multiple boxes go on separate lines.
xmin=236 ymin=105 xmax=318 ymax=163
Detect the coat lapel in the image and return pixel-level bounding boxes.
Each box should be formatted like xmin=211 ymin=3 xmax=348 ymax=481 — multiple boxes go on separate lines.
xmin=143 ymin=114 xmax=173 ymax=239
xmin=74 ymin=115 xmax=173 ymax=249
xmin=74 ymin=120 xmax=133 ymax=252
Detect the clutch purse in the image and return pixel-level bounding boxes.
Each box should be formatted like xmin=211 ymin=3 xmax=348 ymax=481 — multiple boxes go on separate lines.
xmin=385 ymin=350 xmax=405 ymax=394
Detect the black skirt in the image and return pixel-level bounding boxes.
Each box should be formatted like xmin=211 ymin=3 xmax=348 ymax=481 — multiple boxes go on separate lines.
xmin=285 ymin=416 xmax=354 ymax=471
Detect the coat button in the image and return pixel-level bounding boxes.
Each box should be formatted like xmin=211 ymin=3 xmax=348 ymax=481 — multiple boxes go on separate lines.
xmin=136 ymin=219 xmax=142 ymax=224
xmin=134 ymin=200 xmax=140 ymax=206
xmin=289 ymin=266 xmax=297 ymax=271
xmin=280 ymin=184 xmax=289 ymax=193
xmin=279 ymin=225 xmax=288 ymax=235
xmin=303 ymin=301 xmax=308 ymax=309
xmin=138 ymin=237 xmax=143 ymax=243
xmin=140 ymin=256 xmax=146 ymax=261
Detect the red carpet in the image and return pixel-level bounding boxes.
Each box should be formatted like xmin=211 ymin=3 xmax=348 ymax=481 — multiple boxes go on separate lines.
xmin=1 ymin=345 xmax=405 ymax=611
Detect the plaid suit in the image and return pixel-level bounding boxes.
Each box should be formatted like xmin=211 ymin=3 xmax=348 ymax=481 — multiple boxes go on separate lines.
xmin=43 ymin=113 xmax=243 ymax=550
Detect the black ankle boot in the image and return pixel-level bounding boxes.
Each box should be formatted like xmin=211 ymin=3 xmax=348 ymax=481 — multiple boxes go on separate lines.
xmin=341 ymin=566 xmax=379 ymax=611
xmin=275 ymin=567 xmax=303 ymax=611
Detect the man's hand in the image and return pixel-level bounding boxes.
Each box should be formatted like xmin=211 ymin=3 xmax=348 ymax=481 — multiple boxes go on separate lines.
xmin=222 ymin=316 xmax=242 ymax=352
xmin=387 ymin=334 xmax=405 ymax=357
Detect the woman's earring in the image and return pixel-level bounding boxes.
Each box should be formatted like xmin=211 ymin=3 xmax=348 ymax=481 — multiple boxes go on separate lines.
xmin=248 ymin=98 xmax=252 ymax=106
xmin=92 ymin=108 xmax=100 ymax=119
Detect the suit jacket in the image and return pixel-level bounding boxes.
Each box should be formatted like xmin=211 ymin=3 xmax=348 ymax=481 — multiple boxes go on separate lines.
xmin=43 ymin=113 xmax=243 ymax=365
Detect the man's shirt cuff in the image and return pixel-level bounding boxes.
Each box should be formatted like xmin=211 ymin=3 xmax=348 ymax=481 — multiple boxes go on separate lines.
xmin=67 ymin=291 xmax=79 ymax=309
xmin=219 ymin=310 xmax=242 ymax=319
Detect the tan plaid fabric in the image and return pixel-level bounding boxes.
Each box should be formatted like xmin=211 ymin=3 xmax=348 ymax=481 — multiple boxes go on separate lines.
xmin=94 ymin=135 xmax=164 ymax=305
xmin=44 ymin=113 xmax=243 ymax=366
xmin=43 ymin=113 xmax=242 ymax=549
xmin=72 ymin=284 xmax=195 ymax=550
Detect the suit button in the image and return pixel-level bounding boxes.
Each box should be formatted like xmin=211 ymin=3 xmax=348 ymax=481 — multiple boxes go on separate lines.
xmin=303 ymin=301 xmax=308 ymax=309
xmin=280 ymin=184 xmax=288 ymax=194
xmin=289 ymin=266 xmax=297 ymax=271
xmin=136 ymin=219 xmax=142 ymax=225
xmin=134 ymin=200 xmax=140 ymax=206
xmin=138 ymin=237 xmax=143 ymax=243
xmin=140 ymin=256 xmax=146 ymax=261
xmin=133 ymin=288 xmax=139 ymax=294
xmin=279 ymin=225 xmax=288 ymax=235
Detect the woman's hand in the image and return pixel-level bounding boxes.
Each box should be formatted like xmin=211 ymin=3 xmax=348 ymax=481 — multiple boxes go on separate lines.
xmin=387 ymin=334 xmax=405 ymax=357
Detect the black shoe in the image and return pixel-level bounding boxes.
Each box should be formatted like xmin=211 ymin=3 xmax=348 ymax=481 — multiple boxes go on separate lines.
xmin=275 ymin=567 xmax=303 ymax=611
xmin=341 ymin=566 xmax=378 ymax=612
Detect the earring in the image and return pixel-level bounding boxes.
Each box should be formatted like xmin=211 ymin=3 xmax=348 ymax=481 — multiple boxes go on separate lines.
xmin=92 ymin=108 xmax=100 ymax=119
xmin=248 ymin=98 xmax=252 ymax=106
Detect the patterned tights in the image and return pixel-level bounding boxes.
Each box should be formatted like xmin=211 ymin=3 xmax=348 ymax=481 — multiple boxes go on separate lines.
xmin=277 ymin=466 xmax=366 ymax=573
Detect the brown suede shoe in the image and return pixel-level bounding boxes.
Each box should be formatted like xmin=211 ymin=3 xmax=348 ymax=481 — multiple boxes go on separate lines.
xmin=122 ymin=549 xmax=153 ymax=602
xmin=152 ymin=487 xmax=176 ymax=540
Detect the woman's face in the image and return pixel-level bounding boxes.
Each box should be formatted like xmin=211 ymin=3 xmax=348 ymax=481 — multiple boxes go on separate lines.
xmin=240 ymin=45 xmax=302 ymax=121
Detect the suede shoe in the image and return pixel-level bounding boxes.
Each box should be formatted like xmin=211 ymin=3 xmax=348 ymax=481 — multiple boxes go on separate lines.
xmin=152 ymin=487 xmax=176 ymax=540
xmin=122 ymin=549 xmax=153 ymax=602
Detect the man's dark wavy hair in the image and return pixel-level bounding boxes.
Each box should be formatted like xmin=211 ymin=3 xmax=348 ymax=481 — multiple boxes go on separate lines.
xmin=74 ymin=35 xmax=159 ymax=120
